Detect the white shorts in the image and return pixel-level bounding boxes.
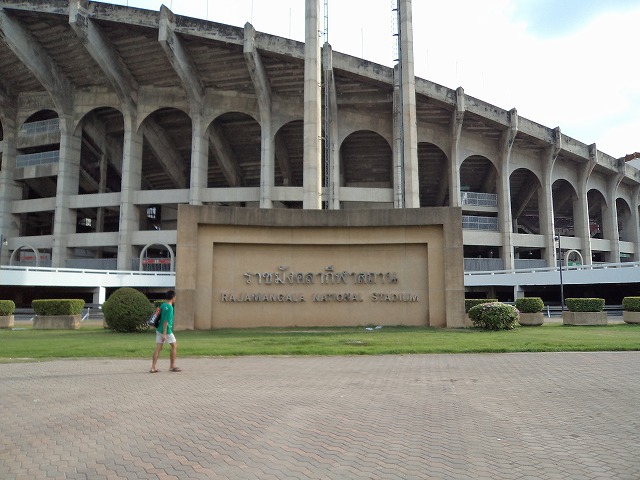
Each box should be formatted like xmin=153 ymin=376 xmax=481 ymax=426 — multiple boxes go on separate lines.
xmin=156 ymin=332 xmax=176 ymax=344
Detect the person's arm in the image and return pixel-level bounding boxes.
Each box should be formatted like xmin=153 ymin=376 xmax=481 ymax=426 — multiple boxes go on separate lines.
xmin=161 ymin=307 xmax=168 ymax=341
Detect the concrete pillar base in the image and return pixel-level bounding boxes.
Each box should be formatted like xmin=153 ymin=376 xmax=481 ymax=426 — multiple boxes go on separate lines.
xmin=33 ymin=315 xmax=81 ymax=330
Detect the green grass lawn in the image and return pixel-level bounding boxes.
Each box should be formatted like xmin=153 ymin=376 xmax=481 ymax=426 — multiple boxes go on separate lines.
xmin=1 ymin=323 xmax=639 ymax=361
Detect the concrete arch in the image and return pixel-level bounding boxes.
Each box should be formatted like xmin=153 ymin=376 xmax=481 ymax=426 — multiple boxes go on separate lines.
xmin=460 ymin=155 xmax=498 ymax=194
xmin=17 ymin=103 xmax=58 ymax=128
xmin=587 ymin=188 xmax=606 ymax=238
xmin=510 ymin=168 xmax=542 ymax=234
xmin=418 ymin=142 xmax=449 ymax=207
xmin=21 ymin=109 xmax=59 ymax=127
xmin=616 ymin=197 xmax=633 ymax=242
xmin=136 ymin=105 xmax=191 ymax=132
xmin=274 ymin=120 xmax=303 ymax=188
xmin=138 ymin=107 xmax=193 ymax=191
xmin=9 ymin=245 xmax=40 ymax=267
xmin=340 ymin=130 xmax=392 ymax=188
xmin=73 ymin=105 xmax=124 ymax=136
xmin=207 ymin=112 xmax=262 ymax=188
xmin=552 ymin=179 xmax=578 ymax=237
xmin=338 ymin=122 xmax=392 ymax=149
xmin=139 ymin=242 xmax=175 ymax=272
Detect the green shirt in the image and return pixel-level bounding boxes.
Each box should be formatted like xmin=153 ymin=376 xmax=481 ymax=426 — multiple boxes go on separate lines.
xmin=156 ymin=302 xmax=174 ymax=335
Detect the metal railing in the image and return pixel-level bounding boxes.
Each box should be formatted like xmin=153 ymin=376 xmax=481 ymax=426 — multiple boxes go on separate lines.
xmin=461 ymin=192 xmax=498 ymax=207
xmin=19 ymin=118 xmax=60 ymax=136
xmin=133 ymin=258 xmax=174 ymax=272
xmin=465 ymin=260 xmax=640 ymax=276
xmin=462 ymin=215 xmax=498 ymax=231
xmin=514 ymin=259 xmax=547 ymax=269
xmin=16 ymin=150 xmax=60 ymax=168
xmin=66 ymin=258 xmax=118 ymax=270
xmin=464 ymin=258 xmax=503 ymax=272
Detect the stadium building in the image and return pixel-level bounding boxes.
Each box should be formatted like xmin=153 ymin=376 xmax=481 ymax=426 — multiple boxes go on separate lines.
xmin=0 ymin=0 xmax=639 ymax=307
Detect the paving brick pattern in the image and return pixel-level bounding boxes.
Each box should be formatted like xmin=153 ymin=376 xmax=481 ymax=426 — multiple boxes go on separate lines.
xmin=1 ymin=352 xmax=639 ymax=479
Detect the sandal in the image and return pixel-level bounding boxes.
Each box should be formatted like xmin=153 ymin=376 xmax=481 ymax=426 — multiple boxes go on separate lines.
xmin=149 ymin=368 xmax=160 ymax=373
xmin=169 ymin=367 xmax=182 ymax=372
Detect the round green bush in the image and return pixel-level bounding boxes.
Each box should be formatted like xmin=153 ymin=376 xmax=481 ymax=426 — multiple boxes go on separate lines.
xmin=0 ymin=300 xmax=15 ymax=316
xmin=465 ymin=298 xmax=498 ymax=313
xmin=468 ymin=302 xmax=519 ymax=330
xmin=622 ymin=297 xmax=640 ymax=312
xmin=514 ymin=297 xmax=544 ymax=313
xmin=103 ymin=287 xmax=154 ymax=333
xmin=565 ymin=298 xmax=605 ymax=312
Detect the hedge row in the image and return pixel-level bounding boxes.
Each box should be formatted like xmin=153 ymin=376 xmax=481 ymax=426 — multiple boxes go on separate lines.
xmin=0 ymin=300 xmax=16 ymax=316
xmin=565 ymin=298 xmax=605 ymax=312
xmin=622 ymin=297 xmax=640 ymax=312
xmin=514 ymin=297 xmax=544 ymax=313
xmin=32 ymin=299 xmax=85 ymax=316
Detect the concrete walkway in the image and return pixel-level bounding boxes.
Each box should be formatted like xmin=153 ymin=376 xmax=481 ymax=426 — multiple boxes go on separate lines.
xmin=1 ymin=353 xmax=639 ymax=479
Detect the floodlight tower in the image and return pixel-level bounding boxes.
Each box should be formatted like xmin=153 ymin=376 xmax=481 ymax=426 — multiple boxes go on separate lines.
xmin=303 ymin=0 xmax=323 ymax=209
xmin=392 ymin=0 xmax=419 ymax=208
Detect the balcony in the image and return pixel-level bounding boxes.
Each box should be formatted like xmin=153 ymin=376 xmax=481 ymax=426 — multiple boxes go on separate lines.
xmin=16 ymin=150 xmax=60 ymax=168
xmin=461 ymin=192 xmax=498 ymax=207
xmin=462 ymin=215 xmax=498 ymax=231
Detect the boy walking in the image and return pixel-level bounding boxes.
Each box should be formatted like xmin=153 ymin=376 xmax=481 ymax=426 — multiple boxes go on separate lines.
xmin=150 ymin=290 xmax=182 ymax=373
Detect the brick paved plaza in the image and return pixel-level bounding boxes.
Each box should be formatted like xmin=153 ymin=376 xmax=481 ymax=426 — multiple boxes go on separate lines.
xmin=1 ymin=352 xmax=639 ymax=479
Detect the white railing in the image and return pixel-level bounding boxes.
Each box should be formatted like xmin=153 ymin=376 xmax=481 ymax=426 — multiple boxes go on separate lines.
xmin=0 ymin=265 xmax=175 ymax=277
xmin=461 ymin=192 xmax=498 ymax=207
xmin=462 ymin=215 xmax=498 ymax=231
xmin=465 ymin=260 xmax=640 ymax=276
xmin=16 ymin=150 xmax=60 ymax=168
xmin=20 ymin=118 xmax=60 ymax=136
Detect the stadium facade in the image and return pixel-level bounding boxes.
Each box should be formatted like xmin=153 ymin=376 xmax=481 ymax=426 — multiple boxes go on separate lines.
xmin=0 ymin=1 xmax=639 ymax=305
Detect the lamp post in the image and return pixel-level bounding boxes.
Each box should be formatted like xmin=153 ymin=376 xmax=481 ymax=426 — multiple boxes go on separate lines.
xmin=0 ymin=234 xmax=7 ymax=267
xmin=554 ymin=234 xmax=565 ymax=311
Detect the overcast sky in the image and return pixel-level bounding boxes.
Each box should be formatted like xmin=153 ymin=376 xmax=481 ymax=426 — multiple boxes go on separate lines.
xmin=109 ymin=0 xmax=640 ymax=158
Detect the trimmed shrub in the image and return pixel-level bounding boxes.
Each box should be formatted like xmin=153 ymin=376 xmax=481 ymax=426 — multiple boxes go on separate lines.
xmin=468 ymin=302 xmax=519 ymax=330
xmin=103 ymin=287 xmax=154 ymax=333
xmin=565 ymin=298 xmax=605 ymax=312
xmin=514 ymin=297 xmax=544 ymax=313
xmin=32 ymin=299 xmax=85 ymax=316
xmin=622 ymin=297 xmax=640 ymax=312
xmin=465 ymin=298 xmax=498 ymax=313
xmin=0 ymin=300 xmax=16 ymax=316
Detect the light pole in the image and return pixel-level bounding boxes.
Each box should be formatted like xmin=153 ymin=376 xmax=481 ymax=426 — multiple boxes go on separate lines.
xmin=554 ymin=235 xmax=565 ymax=311
xmin=0 ymin=234 xmax=7 ymax=267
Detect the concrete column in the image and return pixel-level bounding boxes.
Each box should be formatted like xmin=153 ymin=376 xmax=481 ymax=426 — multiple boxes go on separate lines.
xmin=117 ymin=113 xmax=143 ymax=270
xmin=302 ymin=0 xmax=322 ymax=209
xmin=322 ymin=43 xmax=340 ymax=210
xmin=0 ymin=115 xmax=20 ymax=265
xmin=448 ymin=88 xmax=465 ymax=207
xmin=632 ymin=186 xmax=640 ymax=262
xmin=498 ymin=109 xmax=517 ymax=270
xmin=393 ymin=65 xmax=403 ymax=208
xmin=244 ymin=23 xmax=274 ymax=209
xmin=398 ymin=0 xmax=419 ymax=208
xmin=52 ymin=115 xmax=82 ymax=268
xmin=190 ymin=112 xmax=207 ymax=206
xmin=93 ymin=286 xmax=106 ymax=305
xmin=576 ymin=145 xmax=597 ymax=265
xmin=541 ymin=129 xmax=561 ymax=267
xmin=603 ymin=172 xmax=623 ymax=263
xmin=260 ymin=118 xmax=275 ymax=209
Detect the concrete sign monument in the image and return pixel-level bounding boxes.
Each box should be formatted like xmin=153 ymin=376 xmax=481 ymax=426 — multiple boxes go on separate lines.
xmin=176 ymin=206 xmax=465 ymax=329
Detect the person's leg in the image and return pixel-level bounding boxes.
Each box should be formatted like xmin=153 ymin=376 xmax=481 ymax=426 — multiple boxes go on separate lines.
xmin=151 ymin=342 xmax=163 ymax=372
xmin=169 ymin=341 xmax=180 ymax=371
